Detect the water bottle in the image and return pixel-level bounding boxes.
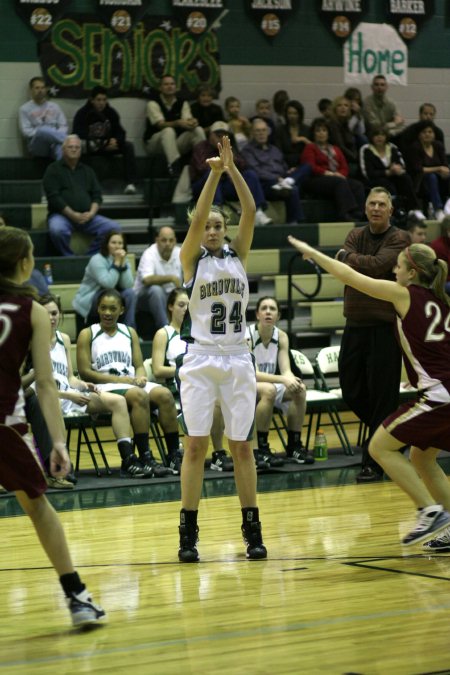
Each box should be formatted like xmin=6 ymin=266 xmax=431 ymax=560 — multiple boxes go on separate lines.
xmin=43 ymin=263 xmax=53 ymax=285
xmin=313 ymin=428 xmax=328 ymax=461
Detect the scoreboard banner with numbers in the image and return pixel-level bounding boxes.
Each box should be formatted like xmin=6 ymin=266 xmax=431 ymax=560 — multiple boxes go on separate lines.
xmin=14 ymin=0 xmax=73 ymax=36
xmin=245 ymin=0 xmax=299 ymax=39
xmin=170 ymin=0 xmax=227 ymax=36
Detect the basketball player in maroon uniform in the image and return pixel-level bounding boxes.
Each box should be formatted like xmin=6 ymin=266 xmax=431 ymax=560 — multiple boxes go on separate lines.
xmin=288 ymin=233 xmax=450 ymax=547
xmin=0 ymin=226 xmax=105 ymax=628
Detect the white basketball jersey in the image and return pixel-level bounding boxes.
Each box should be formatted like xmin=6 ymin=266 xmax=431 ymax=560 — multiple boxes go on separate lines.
xmin=164 ymin=325 xmax=186 ymax=366
xmin=182 ymin=245 xmax=249 ymax=349
xmin=90 ymin=323 xmax=135 ymax=379
xmin=50 ymin=331 xmax=70 ymax=392
xmin=247 ymin=324 xmax=279 ymax=374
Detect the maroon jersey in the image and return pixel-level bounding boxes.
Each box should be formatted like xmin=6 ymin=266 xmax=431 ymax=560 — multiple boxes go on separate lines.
xmin=0 ymin=295 xmax=33 ymax=419
xmin=396 ymin=285 xmax=450 ymax=401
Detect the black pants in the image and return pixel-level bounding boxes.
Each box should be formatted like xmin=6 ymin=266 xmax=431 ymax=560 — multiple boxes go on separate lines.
xmin=338 ymin=323 xmax=402 ymax=473
xmin=25 ymin=391 xmax=52 ymax=469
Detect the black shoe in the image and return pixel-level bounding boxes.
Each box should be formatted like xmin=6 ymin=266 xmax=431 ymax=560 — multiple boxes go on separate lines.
xmin=168 ymin=158 xmax=182 ymax=177
xmin=178 ymin=524 xmax=199 ymax=563
xmin=210 ymin=449 xmax=234 ymax=472
xmin=253 ymin=448 xmax=269 ymax=470
xmin=120 ymin=454 xmax=149 ymax=479
xmin=258 ymin=445 xmax=284 ymax=468
xmin=65 ymin=465 xmax=78 ymax=485
xmin=169 ymin=451 xmax=183 ymax=475
xmin=242 ymin=521 xmax=267 ymax=560
xmin=140 ymin=452 xmax=172 ymax=478
xmin=356 ymin=466 xmax=383 ymax=483
xmin=286 ymin=445 xmax=314 ymax=465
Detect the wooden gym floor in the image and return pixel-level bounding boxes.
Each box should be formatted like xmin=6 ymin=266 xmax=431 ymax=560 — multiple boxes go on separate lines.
xmin=1 ymin=424 xmax=450 ymax=674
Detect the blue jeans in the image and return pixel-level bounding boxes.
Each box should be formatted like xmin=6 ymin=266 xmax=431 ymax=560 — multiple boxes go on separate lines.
xmin=28 ymin=126 xmax=66 ymax=160
xmin=48 ymin=214 xmax=120 ymax=256
xmin=423 ymin=173 xmax=450 ymax=211
xmin=136 ymin=285 xmax=169 ymax=331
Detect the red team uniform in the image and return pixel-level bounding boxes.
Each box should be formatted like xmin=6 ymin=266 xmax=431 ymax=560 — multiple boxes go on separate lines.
xmin=384 ymin=285 xmax=450 ymax=451
xmin=0 ymin=295 xmax=47 ymax=497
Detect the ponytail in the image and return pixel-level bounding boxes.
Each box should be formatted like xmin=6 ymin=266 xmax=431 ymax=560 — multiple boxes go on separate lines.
xmin=403 ymin=244 xmax=450 ymax=307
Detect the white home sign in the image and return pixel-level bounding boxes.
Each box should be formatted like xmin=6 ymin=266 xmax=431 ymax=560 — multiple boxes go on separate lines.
xmin=344 ymin=22 xmax=408 ymax=85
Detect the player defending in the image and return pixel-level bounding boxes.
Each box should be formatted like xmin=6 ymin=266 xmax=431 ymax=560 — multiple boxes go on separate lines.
xmin=0 ymin=227 xmax=105 ymax=628
xmin=288 ymin=233 xmax=450 ymax=547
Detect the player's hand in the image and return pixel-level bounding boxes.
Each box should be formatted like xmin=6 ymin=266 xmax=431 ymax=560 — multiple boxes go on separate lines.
xmin=50 ymin=443 xmax=71 ymax=478
xmin=288 ymin=235 xmax=315 ymax=259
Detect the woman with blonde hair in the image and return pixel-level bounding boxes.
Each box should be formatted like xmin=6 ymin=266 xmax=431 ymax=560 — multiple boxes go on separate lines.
xmin=288 ymin=235 xmax=450 ymax=549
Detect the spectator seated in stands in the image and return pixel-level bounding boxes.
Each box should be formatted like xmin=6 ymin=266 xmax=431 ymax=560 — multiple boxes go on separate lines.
xmin=224 ymin=95 xmax=251 ymax=151
xmin=398 ymin=102 xmax=446 ymax=156
xmin=247 ymin=295 xmax=312 ymax=470
xmin=242 ymin=118 xmax=305 ymax=224
xmin=36 ymin=293 xmax=136 ymax=483
xmin=134 ymin=226 xmax=182 ymax=336
xmin=190 ymin=120 xmax=272 ymax=226
xmin=72 ymin=85 xmax=137 ymax=195
xmin=359 ymin=126 xmax=425 ymax=222
xmin=19 ymin=76 xmax=67 ymax=160
xmin=406 ymin=219 xmax=427 ymax=244
xmin=317 ymin=97 xmax=332 ymax=122
xmin=343 ymin=87 xmax=368 ymax=148
xmin=327 ymin=96 xmax=360 ymax=175
xmin=144 ymin=74 xmax=205 ymax=177
xmin=363 ymin=74 xmax=405 ymax=139
xmin=406 ymin=120 xmax=450 ymax=222
xmin=250 ymin=98 xmax=276 ymax=144
xmin=72 ymin=230 xmax=136 ymax=328
xmin=189 ymin=84 xmax=224 ymax=135
xmin=43 ymin=134 xmax=120 ymax=256
xmin=430 ymin=216 xmax=450 ymax=292
xmin=272 ymin=89 xmax=290 ymax=129
xmin=275 ymin=99 xmax=311 ymax=174
xmin=301 ymin=117 xmax=365 ymax=222
xmin=77 ymin=288 xmax=181 ymax=476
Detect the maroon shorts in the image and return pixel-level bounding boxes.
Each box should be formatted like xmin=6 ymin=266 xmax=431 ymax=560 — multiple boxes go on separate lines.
xmin=0 ymin=423 xmax=47 ymax=498
xmin=383 ymin=398 xmax=450 ymax=452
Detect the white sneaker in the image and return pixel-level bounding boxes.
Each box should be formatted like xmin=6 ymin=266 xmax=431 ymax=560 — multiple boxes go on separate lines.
xmin=444 ymin=198 xmax=450 ymax=216
xmin=255 ymin=209 xmax=273 ymax=226
xmin=402 ymin=506 xmax=450 ymax=546
xmin=67 ymin=589 xmax=106 ymax=628
xmin=270 ymin=183 xmax=283 ymax=191
xmin=435 ymin=209 xmax=445 ymax=222
xmin=124 ymin=183 xmax=137 ymax=195
xmin=279 ymin=177 xmax=295 ymax=189
xmin=408 ymin=209 xmax=426 ymax=222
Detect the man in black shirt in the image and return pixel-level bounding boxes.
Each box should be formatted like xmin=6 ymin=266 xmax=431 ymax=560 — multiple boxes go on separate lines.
xmin=72 ymin=86 xmax=137 ymax=195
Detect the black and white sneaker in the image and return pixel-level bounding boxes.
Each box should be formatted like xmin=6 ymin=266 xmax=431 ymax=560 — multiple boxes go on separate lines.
xmin=120 ymin=454 xmax=148 ymax=479
xmin=169 ymin=451 xmax=183 ymax=475
xmin=67 ymin=589 xmax=106 ymax=628
xmin=257 ymin=445 xmax=284 ymax=468
xmin=423 ymin=526 xmax=450 ymax=553
xmin=286 ymin=445 xmax=315 ymax=465
xmin=402 ymin=507 xmax=450 ymax=546
xmin=210 ymin=449 xmax=234 ymax=472
xmin=242 ymin=521 xmax=267 ymax=560
xmin=140 ymin=452 xmax=172 ymax=477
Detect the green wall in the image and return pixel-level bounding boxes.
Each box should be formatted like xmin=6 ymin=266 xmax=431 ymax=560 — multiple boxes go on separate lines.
xmin=2 ymin=1 xmax=449 ymax=68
